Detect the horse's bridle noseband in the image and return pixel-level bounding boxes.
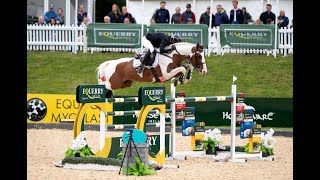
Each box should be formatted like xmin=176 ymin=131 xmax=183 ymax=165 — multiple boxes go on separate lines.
xmin=175 ymin=49 xmax=205 ymax=72
xmin=157 ymin=47 xmax=205 ymax=72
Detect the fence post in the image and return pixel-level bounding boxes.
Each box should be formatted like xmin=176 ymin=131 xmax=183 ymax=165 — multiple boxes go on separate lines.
xmin=217 ymin=26 xmax=221 ymax=55
xmin=74 ymin=24 xmax=77 ymax=54
xmin=83 ymin=26 xmax=87 ymax=53
xmin=273 ymin=24 xmax=277 ymax=58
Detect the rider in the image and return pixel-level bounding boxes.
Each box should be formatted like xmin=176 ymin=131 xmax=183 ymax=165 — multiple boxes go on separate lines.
xmin=136 ymin=32 xmax=182 ymax=74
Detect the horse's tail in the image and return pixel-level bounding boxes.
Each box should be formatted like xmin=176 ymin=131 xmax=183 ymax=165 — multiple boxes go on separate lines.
xmin=96 ymin=61 xmax=110 ymax=85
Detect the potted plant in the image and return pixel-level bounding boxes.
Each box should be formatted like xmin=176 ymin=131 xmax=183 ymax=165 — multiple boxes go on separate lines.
xmin=65 ymin=131 xmax=92 ymax=158
xmin=243 ymin=128 xmax=276 ymax=157
xmin=261 ymin=128 xmax=276 ymax=157
xmin=122 ymin=156 xmax=157 ymax=176
xmin=203 ymin=128 xmax=225 ymax=155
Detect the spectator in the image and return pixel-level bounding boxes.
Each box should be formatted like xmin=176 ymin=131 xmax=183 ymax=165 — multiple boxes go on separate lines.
xmin=108 ymin=4 xmax=122 ymax=23
xmin=49 ymin=17 xmax=56 ymax=25
xmin=121 ymin=6 xmax=136 ymax=23
xmin=154 ymin=1 xmax=170 ymax=23
xmin=215 ymin=5 xmax=229 ymax=26
xmin=200 ymin=6 xmax=215 ymax=28
xmin=150 ymin=19 xmax=156 ymax=24
xmin=229 ymin=0 xmax=244 ymax=24
xmin=124 ymin=17 xmax=130 ymax=24
xmin=266 ymin=18 xmax=272 ymax=24
xmin=35 ymin=16 xmax=45 ymax=25
xmin=171 ymin=7 xmax=181 ymax=24
xmin=187 ymin=18 xmax=194 ymax=24
xmin=255 ymin=19 xmax=262 ymax=25
xmin=277 ymin=10 xmax=289 ymax=28
xmin=44 ymin=5 xmax=58 ymax=24
xmin=56 ymin=8 xmax=64 ymax=25
xmin=180 ymin=4 xmax=196 ymax=24
xmin=290 ymin=19 xmax=293 ymax=29
xmin=80 ymin=17 xmax=89 ymax=27
xmin=104 ymin=16 xmax=111 ymax=23
xmin=151 ymin=8 xmax=158 ymax=20
xmin=259 ymin=4 xmax=276 ymax=24
xmin=77 ymin=4 xmax=92 ymax=26
xmin=242 ymin=7 xmax=252 ymax=24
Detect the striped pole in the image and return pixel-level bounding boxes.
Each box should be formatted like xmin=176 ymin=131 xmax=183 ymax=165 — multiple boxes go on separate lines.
xmin=230 ymin=77 xmax=237 ymax=160
xmin=105 ymin=95 xmax=242 ymax=103
xmin=105 ymin=97 xmax=139 ymax=103
xmin=105 ymin=122 xmax=172 ymax=130
xmin=105 ymin=109 xmax=172 ymax=116
xmin=170 ymin=78 xmax=176 ymax=158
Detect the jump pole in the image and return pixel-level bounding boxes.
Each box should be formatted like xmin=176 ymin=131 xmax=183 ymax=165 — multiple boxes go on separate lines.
xmin=170 ymin=78 xmax=176 ymax=158
xmin=100 ymin=109 xmax=105 ymax=152
xmin=230 ymin=76 xmax=237 ymax=160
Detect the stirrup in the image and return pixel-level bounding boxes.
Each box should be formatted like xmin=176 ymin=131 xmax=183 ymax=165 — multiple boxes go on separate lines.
xmin=136 ymin=65 xmax=144 ymax=74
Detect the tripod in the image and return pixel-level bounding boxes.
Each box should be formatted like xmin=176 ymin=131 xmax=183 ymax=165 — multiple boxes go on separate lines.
xmin=119 ymin=131 xmax=142 ymax=176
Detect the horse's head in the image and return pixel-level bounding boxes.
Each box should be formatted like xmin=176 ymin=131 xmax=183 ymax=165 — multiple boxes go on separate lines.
xmin=189 ymin=43 xmax=207 ymax=75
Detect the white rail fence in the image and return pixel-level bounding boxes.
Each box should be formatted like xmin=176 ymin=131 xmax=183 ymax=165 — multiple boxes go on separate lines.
xmin=27 ymin=24 xmax=293 ymax=56
xmin=208 ymin=26 xmax=293 ymax=57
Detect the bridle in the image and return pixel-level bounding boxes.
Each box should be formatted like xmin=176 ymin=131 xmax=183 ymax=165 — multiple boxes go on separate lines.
xmin=156 ymin=44 xmax=205 ymax=72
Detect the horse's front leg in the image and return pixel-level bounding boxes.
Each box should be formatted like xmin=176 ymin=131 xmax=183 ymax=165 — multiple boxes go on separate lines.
xmin=162 ymin=66 xmax=187 ymax=83
xmin=183 ymin=64 xmax=194 ymax=84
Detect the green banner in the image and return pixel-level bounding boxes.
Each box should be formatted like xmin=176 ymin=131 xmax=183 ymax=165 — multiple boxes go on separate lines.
xmin=148 ymin=24 xmax=209 ymax=48
xmin=220 ymin=24 xmax=277 ymax=49
xmin=113 ymin=97 xmax=292 ymax=127
xmin=138 ymin=87 xmax=166 ymax=105
xmin=87 ymin=23 xmax=147 ymax=48
xmin=107 ymin=134 xmax=170 ymax=159
xmin=76 ymin=85 xmax=106 ymax=103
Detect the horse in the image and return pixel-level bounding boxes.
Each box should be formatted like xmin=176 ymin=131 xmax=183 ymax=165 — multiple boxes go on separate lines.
xmin=96 ymin=42 xmax=207 ymax=97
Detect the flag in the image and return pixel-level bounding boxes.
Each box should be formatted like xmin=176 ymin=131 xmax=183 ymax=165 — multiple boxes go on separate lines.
xmin=233 ymin=76 xmax=237 ymax=82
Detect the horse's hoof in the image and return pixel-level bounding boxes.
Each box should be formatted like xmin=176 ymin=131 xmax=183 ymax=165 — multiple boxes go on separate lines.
xmin=186 ymin=70 xmax=192 ymax=79
xmin=106 ymin=90 xmax=113 ymax=98
xmin=179 ymin=75 xmax=185 ymax=84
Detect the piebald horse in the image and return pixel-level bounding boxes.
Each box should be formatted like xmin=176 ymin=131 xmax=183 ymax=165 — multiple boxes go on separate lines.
xmin=97 ymin=42 xmax=207 ymax=97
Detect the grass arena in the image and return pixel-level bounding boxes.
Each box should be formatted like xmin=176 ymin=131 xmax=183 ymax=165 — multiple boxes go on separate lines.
xmin=27 ymin=51 xmax=293 ymax=179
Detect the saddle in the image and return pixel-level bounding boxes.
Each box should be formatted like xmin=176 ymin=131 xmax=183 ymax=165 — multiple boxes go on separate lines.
xmin=134 ymin=51 xmax=161 ymax=82
xmin=135 ymin=51 xmax=157 ymax=66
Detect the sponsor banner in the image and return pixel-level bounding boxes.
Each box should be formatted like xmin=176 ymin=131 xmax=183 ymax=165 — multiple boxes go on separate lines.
xmin=76 ymin=85 xmax=106 ymax=103
xmin=113 ymin=97 xmax=292 ymax=127
xmin=220 ymin=24 xmax=277 ymax=49
xmin=87 ymin=23 xmax=147 ymax=48
xmin=107 ymin=134 xmax=170 ymax=159
xmin=27 ymin=94 xmax=113 ymax=124
xmin=138 ymin=87 xmax=166 ymax=105
xmin=148 ymin=24 xmax=209 ymax=48
xmin=27 ymin=94 xmax=292 ymax=127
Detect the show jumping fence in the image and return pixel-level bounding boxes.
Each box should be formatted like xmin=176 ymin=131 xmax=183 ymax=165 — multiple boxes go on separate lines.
xmin=27 ymin=24 xmax=293 ymax=56
xmin=74 ymin=77 xmax=258 ymax=163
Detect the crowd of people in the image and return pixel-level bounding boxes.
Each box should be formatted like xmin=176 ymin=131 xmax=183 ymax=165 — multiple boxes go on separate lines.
xmin=33 ymin=0 xmax=293 ymax=29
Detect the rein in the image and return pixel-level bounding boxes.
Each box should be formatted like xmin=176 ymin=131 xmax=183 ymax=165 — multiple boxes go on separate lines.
xmin=156 ymin=48 xmax=205 ymax=71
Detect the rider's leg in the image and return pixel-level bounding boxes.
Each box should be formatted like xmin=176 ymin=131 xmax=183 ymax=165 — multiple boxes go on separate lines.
xmin=142 ymin=36 xmax=154 ymax=53
xmin=142 ymin=36 xmax=155 ymax=64
xmin=136 ymin=37 xmax=155 ymax=74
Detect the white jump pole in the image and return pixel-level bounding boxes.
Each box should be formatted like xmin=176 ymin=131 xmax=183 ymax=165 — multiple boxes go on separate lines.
xmin=230 ymin=76 xmax=237 ymax=160
xmin=100 ymin=110 xmax=105 ymax=151
xmin=160 ymin=112 xmax=165 ymax=156
xmin=170 ymin=78 xmax=176 ymax=158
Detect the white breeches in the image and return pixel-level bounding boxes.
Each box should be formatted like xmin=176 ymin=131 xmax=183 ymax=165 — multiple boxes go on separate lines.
xmin=142 ymin=36 xmax=154 ymax=53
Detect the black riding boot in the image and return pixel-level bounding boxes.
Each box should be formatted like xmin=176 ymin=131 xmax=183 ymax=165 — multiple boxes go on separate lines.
xmin=136 ymin=49 xmax=153 ymax=74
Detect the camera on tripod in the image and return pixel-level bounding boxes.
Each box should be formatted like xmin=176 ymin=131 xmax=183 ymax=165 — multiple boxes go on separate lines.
xmin=119 ymin=129 xmax=149 ymax=175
